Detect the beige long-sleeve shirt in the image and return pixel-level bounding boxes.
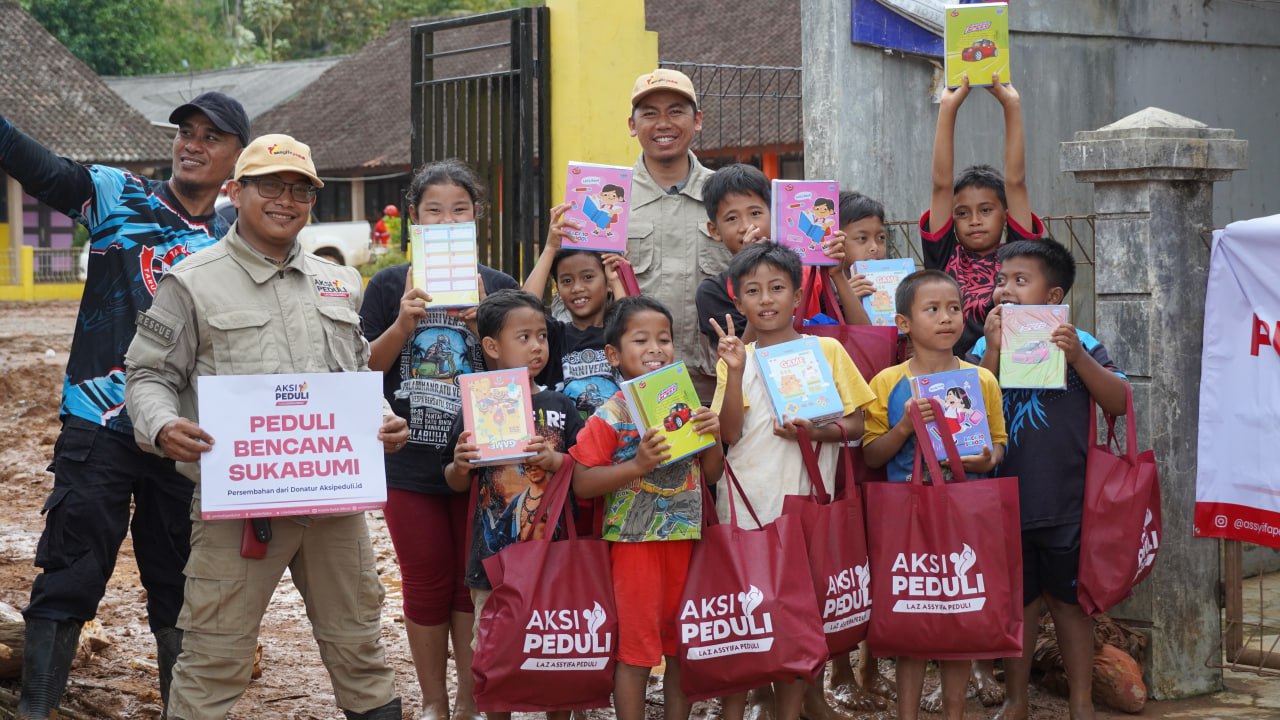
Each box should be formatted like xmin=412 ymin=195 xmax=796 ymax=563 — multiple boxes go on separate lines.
xmin=627 ymin=152 xmax=732 ymax=382
xmin=125 ymin=226 xmax=381 ymax=488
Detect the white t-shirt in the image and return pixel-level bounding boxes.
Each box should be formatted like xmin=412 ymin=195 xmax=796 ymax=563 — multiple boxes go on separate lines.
xmin=711 ymin=336 xmax=875 ymax=528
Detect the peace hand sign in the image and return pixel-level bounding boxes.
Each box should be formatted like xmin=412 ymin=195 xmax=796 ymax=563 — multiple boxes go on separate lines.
xmin=710 ymin=314 xmax=746 ymax=372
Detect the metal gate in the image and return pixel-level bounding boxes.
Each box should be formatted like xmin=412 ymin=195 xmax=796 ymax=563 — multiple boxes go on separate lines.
xmin=409 ymin=7 xmax=549 ymax=280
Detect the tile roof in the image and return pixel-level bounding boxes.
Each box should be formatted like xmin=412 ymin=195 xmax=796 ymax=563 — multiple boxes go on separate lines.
xmin=254 ymin=17 xmax=511 ymax=176
xmin=253 ymin=20 xmax=420 ymax=175
xmin=106 ymin=56 xmax=342 ymax=125
xmin=649 ymin=0 xmax=801 ymax=68
xmin=0 ymin=1 xmax=170 ymax=165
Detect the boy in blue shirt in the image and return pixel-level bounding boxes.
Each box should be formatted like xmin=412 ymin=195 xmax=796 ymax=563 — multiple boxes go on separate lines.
xmin=969 ymin=238 xmax=1128 ymax=720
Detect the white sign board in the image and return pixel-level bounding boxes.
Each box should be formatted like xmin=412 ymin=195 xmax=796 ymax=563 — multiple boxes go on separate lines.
xmin=197 ymin=372 xmax=387 ymax=520
xmin=1194 ymin=214 xmax=1280 ymax=548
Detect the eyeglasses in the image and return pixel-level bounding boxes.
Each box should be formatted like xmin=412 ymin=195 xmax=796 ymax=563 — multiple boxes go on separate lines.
xmin=243 ymin=178 xmax=318 ymax=202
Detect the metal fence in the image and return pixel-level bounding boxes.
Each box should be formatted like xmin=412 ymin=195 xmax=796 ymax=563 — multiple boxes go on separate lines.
xmin=409 ymin=7 xmax=549 ymax=281
xmin=1 ymin=244 xmax=15 ymax=285
xmin=1212 ymin=541 xmax=1280 ymax=676
xmin=658 ymin=61 xmax=803 ymax=154
xmin=884 ymin=214 xmax=1097 ymax=333
xmin=33 ymin=247 xmax=80 ymax=283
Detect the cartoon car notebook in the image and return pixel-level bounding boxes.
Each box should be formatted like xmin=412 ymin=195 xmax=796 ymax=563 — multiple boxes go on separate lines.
xmin=754 ymin=336 xmax=844 ymax=426
xmin=999 ymin=304 xmax=1068 ymax=389
xmin=620 ymin=361 xmax=715 ymax=466
xmin=910 ymin=368 xmax=992 ymax=458
xmin=460 ymin=368 xmax=536 ymax=466
xmin=854 ymin=258 xmax=916 ymax=330
xmin=943 ymin=2 xmax=1011 ymax=89
xmin=771 ymin=180 xmax=840 ymax=266
xmin=411 ymin=222 xmax=481 ymax=307
xmin=564 ymin=162 xmax=633 ymax=253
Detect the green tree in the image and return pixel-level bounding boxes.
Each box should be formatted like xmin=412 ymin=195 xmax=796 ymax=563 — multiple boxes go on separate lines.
xmin=24 ymin=0 xmax=231 ymax=75
xmin=243 ymin=0 xmax=292 ymax=62
xmin=24 ymin=0 xmax=533 ymax=74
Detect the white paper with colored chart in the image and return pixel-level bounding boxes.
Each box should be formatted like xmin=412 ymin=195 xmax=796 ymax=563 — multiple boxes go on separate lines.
xmin=412 ymin=222 xmax=481 ymax=307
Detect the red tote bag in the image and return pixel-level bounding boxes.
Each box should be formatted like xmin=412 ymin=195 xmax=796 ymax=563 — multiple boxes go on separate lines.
xmin=781 ymin=426 xmax=873 ymax=656
xmin=1077 ymin=385 xmax=1161 ymax=616
xmin=864 ymin=399 xmax=1023 ymax=660
xmin=678 ymin=464 xmax=828 ymax=701
xmin=794 ymin=267 xmax=898 ymax=383
xmin=614 ymin=258 xmax=643 ymax=297
xmin=472 ymin=463 xmax=618 ymax=712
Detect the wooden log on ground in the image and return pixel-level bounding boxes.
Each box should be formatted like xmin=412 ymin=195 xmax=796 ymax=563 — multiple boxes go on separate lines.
xmin=0 ymin=603 xmax=112 ymax=680
xmin=0 ymin=602 xmax=24 ymax=679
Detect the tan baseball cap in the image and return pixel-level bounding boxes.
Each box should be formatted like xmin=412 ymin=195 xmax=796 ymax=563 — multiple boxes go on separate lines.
xmin=631 ymin=68 xmax=698 ymax=108
xmin=234 ymin=134 xmax=324 ymax=188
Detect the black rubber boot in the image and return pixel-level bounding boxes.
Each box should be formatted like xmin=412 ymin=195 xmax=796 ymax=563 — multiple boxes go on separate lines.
xmin=343 ymin=696 xmax=402 ymax=719
xmin=154 ymin=627 xmax=183 ymax=717
xmin=16 ymin=618 xmax=83 ymax=720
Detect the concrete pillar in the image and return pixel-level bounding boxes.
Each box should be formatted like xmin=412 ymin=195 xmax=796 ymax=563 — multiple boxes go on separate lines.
xmin=6 ymin=175 xmax=23 ymax=284
xmin=351 ymin=177 xmax=366 ymax=223
xmin=1060 ymin=107 xmax=1247 ymax=699
xmin=545 ymin=0 xmax=657 ymax=202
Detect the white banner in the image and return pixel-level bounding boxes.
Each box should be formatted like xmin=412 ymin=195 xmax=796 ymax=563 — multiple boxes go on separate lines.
xmin=1194 ymin=214 xmax=1280 ymax=548
xmin=197 ymin=372 xmax=387 ymax=520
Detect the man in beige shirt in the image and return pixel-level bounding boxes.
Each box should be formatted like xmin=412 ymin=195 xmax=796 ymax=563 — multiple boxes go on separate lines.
xmin=626 ymin=69 xmax=732 ymax=402
xmin=125 ymin=134 xmax=408 ymax=720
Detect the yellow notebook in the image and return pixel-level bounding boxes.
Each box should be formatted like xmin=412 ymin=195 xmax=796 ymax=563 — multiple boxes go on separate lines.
xmin=620 ymin=361 xmax=714 ymax=466
xmin=943 ymin=3 xmax=1010 ymax=89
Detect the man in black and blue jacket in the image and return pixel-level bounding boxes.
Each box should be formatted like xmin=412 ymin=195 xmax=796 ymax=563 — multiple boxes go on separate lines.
xmin=0 ymin=92 xmax=247 ymax=720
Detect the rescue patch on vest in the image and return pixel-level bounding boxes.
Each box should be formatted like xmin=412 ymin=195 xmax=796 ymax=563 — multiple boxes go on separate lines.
xmin=313 ymin=278 xmax=350 ymax=298
xmin=136 ymin=310 xmax=176 ymax=344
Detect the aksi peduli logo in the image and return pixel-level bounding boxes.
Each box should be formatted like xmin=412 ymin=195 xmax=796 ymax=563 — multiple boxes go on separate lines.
xmin=680 ymin=585 xmax=774 ymax=659
xmin=890 ymin=543 xmax=986 ymax=614
xmin=1134 ymin=508 xmax=1159 ymax=582
xmin=274 ymin=381 xmax=310 ymax=406
xmin=823 ymin=560 xmax=871 ymax=634
xmin=520 ymin=601 xmax=612 ymax=671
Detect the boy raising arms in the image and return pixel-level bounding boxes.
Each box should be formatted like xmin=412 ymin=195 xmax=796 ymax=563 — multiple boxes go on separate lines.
xmin=921 ymin=70 xmax=1042 ymax=711
xmin=970 ymin=239 xmax=1128 ymax=720
xmin=710 ymin=242 xmax=875 ymax=720
xmin=922 ymin=74 xmax=1044 ymax=359
xmin=862 ymin=270 xmax=1007 ymax=720
xmin=444 ymin=290 xmax=584 ymax=720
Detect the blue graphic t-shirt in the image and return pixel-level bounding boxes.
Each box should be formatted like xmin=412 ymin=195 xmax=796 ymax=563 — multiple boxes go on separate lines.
xmin=68 ymin=168 xmax=228 ymax=431
xmin=969 ymin=330 xmax=1125 ymax=529
xmin=0 ymin=116 xmax=228 ymax=432
xmin=537 ymin=320 xmax=619 ymax=420
xmin=360 ymin=263 xmax=520 ymax=494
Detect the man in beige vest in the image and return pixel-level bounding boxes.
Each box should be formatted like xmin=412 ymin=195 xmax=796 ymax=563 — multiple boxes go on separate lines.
xmin=626 ymin=69 xmax=732 ymax=403
xmin=125 ymin=134 xmax=407 ymax=720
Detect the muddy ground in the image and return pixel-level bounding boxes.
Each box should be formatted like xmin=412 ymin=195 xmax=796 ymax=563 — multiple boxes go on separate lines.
xmin=0 ymin=300 xmax=1245 ymax=719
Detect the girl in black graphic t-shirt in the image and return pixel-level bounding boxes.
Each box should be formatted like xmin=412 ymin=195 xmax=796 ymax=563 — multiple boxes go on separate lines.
xmin=359 ymin=160 xmax=517 ymax=720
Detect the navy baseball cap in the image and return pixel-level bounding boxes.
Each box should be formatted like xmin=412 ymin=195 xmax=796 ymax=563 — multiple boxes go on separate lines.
xmin=169 ymin=92 xmax=251 ymax=147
